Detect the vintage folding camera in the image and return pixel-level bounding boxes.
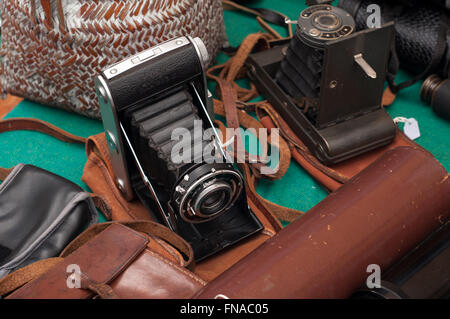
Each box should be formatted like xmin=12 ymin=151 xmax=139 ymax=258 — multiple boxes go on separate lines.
xmin=247 ymin=4 xmax=397 ymax=165
xmin=95 ymin=37 xmax=263 ymax=261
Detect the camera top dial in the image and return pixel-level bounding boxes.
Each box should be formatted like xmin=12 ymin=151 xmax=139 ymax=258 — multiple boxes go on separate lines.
xmin=298 ymin=4 xmax=355 ymax=48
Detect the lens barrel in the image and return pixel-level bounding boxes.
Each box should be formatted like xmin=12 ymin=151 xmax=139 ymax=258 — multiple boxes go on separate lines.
xmin=420 ymin=74 xmax=450 ymax=121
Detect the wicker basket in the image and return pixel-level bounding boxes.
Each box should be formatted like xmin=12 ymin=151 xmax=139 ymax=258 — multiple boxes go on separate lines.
xmin=0 ymin=0 xmax=226 ymax=118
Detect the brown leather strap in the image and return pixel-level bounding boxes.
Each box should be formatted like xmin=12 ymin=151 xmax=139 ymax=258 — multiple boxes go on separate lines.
xmin=59 ymin=221 xmax=195 ymax=270
xmin=0 ymin=167 xmax=12 ymax=181
xmin=255 ymin=103 xmax=349 ymax=184
xmin=0 ymin=117 xmax=86 ymax=144
xmin=90 ymin=194 xmax=113 ymax=221
xmin=215 ymin=120 xmax=302 ymax=224
xmin=0 ymin=118 xmax=114 ymax=216
xmin=216 ymin=78 xmax=289 ymax=180
xmin=382 ymin=86 xmax=397 ymax=107
xmin=0 ymin=258 xmax=64 ymax=296
xmin=222 ymin=0 xmax=293 ymax=38
xmin=208 ymin=32 xmax=304 ymax=223
xmin=79 ymin=273 xmax=119 ymax=299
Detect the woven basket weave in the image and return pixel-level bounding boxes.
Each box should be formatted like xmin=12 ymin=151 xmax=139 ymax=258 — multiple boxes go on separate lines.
xmin=0 ymin=0 xmax=226 ymax=118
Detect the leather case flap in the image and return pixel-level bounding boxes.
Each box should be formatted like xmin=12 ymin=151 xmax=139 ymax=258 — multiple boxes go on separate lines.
xmin=7 ymin=224 xmax=149 ymax=299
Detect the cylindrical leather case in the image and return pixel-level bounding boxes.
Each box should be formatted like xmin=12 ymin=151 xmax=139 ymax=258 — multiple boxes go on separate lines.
xmin=195 ymin=147 xmax=450 ymax=299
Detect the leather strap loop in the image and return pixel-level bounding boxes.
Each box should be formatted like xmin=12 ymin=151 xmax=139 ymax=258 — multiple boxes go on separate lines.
xmin=79 ymin=273 xmax=119 ymax=299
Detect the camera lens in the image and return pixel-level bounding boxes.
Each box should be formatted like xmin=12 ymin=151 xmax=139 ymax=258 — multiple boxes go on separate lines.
xmin=313 ymin=13 xmax=341 ymax=31
xmin=297 ymin=5 xmax=354 ymax=48
xmin=173 ymin=163 xmax=243 ymax=224
xmin=194 ymin=181 xmax=233 ymax=217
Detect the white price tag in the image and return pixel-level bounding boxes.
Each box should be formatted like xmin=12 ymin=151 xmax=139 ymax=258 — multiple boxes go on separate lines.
xmin=394 ymin=117 xmax=421 ymax=140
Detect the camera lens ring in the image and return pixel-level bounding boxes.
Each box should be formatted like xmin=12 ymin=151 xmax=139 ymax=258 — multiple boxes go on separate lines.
xmin=312 ymin=12 xmax=342 ymax=31
xmin=174 ymin=164 xmax=244 ymax=224
xmin=192 ymin=181 xmax=234 ymax=218
xmin=297 ymin=5 xmax=355 ymax=48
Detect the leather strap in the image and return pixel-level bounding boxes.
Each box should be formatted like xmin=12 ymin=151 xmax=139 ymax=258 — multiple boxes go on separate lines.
xmin=209 ymin=32 xmax=305 ymax=223
xmin=0 ymin=118 xmax=115 ymax=219
xmin=0 ymin=117 xmax=87 ymax=144
xmin=0 ymin=258 xmax=64 ymax=296
xmin=59 ymin=221 xmax=195 ymax=270
xmin=215 ymin=119 xmax=302 ymax=224
xmin=216 ymin=78 xmax=289 ymax=180
xmin=222 ymin=0 xmax=293 ymax=40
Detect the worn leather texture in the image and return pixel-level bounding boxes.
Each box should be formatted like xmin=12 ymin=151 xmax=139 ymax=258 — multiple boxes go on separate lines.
xmin=195 ymin=147 xmax=450 ymax=299
xmin=7 ymin=223 xmax=206 ymax=299
xmin=0 ymin=164 xmax=98 ymax=278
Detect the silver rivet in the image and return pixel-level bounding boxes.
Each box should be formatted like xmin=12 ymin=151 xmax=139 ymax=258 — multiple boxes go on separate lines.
xmin=110 ymin=69 xmax=117 ymax=74
xmin=309 ymin=28 xmax=320 ymax=37
xmin=329 ymin=80 xmax=338 ymax=89
xmin=176 ymin=186 xmax=186 ymax=194
xmin=184 ymin=175 xmax=189 ymax=181
xmin=116 ymin=178 xmax=125 ymax=192
xmin=175 ymin=40 xmax=183 ymax=45
xmin=106 ymin=130 xmax=118 ymax=153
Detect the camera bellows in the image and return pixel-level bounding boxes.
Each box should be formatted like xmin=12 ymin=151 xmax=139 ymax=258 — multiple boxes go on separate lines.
xmin=275 ymin=4 xmax=355 ymax=122
xmin=129 ymin=89 xmax=212 ymax=191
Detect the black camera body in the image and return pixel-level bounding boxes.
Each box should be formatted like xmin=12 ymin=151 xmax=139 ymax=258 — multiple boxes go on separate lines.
xmin=95 ymin=37 xmax=263 ymax=261
xmin=247 ymin=4 xmax=397 ymax=165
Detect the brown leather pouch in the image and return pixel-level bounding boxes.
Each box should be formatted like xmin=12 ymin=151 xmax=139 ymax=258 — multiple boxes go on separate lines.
xmin=0 ymin=221 xmax=206 ymax=299
xmin=195 ymin=146 xmax=450 ymax=299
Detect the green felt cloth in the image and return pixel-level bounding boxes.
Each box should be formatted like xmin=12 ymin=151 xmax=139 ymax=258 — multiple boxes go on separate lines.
xmin=1 ymin=1 xmax=449 ymax=225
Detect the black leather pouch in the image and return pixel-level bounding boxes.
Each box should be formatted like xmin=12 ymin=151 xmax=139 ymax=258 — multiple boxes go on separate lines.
xmin=0 ymin=164 xmax=98 ymax=278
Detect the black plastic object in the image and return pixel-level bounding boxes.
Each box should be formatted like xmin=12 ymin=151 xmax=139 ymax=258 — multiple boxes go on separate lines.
xmin=338 ymin=0 xmax=450 ymax=77
xmin=421 ymin=74 xmax=450 ymax=121
xmin=247 ymin=14 xmax=396 ymax=165
xmin=0 ymin=164 xmax=98 ymax=279
xmin=352 ymin=225 xmax=450 ymax=299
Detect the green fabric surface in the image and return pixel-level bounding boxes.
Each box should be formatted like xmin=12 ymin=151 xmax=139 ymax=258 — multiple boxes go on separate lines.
xmin=1 ymin=1 xmax=449 ymax=225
